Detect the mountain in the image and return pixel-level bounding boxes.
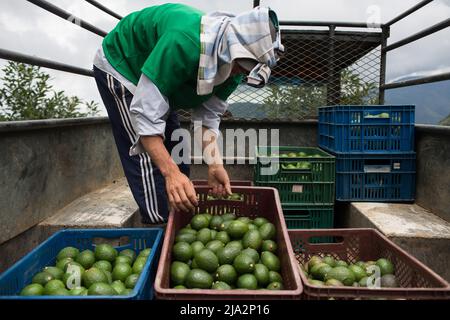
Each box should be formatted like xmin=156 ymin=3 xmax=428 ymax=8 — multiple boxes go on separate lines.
xmin=385 ymin=79 xmax=450 ymax=125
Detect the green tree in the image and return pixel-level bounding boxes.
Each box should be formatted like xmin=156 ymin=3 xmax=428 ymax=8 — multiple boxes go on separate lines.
xmin=439 ymin=113 xmax=450 ymax=126
xmin=0 ymin=62 xmax=99 ymax=121
xmin=264 ymin=69 xmax=378 ymax=119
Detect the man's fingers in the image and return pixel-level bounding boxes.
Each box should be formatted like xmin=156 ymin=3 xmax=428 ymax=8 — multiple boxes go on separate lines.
xmin=216 ymin=184 xmax=224 ymax=196
xmin=172 ymin=190 xmax=189 ymax=212
xmin=185 ymin=183 xmax=199 ymax=206
xmin=224 ymin=182 xmax=232 ymax=196
xmin=177 ymin=186 xmax=195 ymax=212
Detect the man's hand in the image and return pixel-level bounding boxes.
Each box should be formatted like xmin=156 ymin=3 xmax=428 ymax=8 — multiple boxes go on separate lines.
xmin=208 ymin=164 xmax=232 ymax=197
xmin=165 ymin=169 xmax=198 ymax=212
xmin=140 ymin=135 xmax=198 ymax=213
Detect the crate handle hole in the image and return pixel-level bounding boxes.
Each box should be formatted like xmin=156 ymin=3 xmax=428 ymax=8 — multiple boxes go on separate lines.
xmin=92 ymin=236 xmax=131 ymax=247
xmin=307 ymin=236 xmax=344 ymax=245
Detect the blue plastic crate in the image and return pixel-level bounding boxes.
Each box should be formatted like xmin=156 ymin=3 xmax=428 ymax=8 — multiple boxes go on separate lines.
xmin=319 ymin=105 xmax=415 ymax=154
xmin=0 ymin=228 xmax=164 ymax=300
xmin=335 ymin=152 xmax=416 ymax=202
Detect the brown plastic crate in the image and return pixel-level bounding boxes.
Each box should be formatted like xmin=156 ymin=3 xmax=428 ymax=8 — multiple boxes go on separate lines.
xmin=191 ymin=180 xmax=253 ymax=186
xmin=155 ymin=186 xmax=303 ymax=300
xmin=289 ymin=228 xmax=450 ymax=300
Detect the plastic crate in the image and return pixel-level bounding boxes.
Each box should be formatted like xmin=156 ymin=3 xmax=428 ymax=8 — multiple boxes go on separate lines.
xmin=154 ymin=186 xmax=303 ymax=300
xmin=192 ymin=180 xmax=253 ymax=186
xmin=254 ymin=146 xmax=335 ymax=183
xmin=319 ymin=105 xmax=415 ymax=154
xmin=0 ymin=228 xmax=164 ymax=300
xmin=256 ymin=181 xmax=335 ymax=206
xmin=284 ymin=206 xmax=334 ymax=244
xmin=283 ymin=206 xmax=334 ymax=230
xmin=335 ymin=152 xmax=416 ymax=202
xmin=255 ymin=146 xmax=335 ymax=206
xmin=289 ymin=228 xmax=450 ymax=300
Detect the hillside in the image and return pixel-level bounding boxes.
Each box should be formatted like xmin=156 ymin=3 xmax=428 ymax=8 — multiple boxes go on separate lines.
xmin=385 ymin=80 xmax=450 ymax=125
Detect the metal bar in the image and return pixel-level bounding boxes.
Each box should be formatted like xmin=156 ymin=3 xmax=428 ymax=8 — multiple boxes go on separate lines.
xmin=26 ymin=0 xmax=107 ymax=38
xmin=384 ymin=18 xmax=450 ymax=52
xmin=326 ymin=26 xmax=341 ymax=105
xmin=381 ymin=71 xmax=450 ymax=90
xmin=279 ymin=20 xmax=383 ymax=29
xmin=385 ymin=0 xmax=434 ymax=26
xmin=378 ymin=26 xmax=390 ymax=103
xmin=0 ymin=48 xmax=94 ymax=77
xmin=85 ymin=0 xmax=122 ymax=20
xmin=253 ymin=0 xmax=260 ymax=7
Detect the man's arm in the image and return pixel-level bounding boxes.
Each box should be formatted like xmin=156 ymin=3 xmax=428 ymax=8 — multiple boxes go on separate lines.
xmin=130 ymin=74 xmax=198 ymax=212
xmin=192 ymin=96 xmax=232 ymax=197
xmin=140 ymin=136 xmax=198 ymax=212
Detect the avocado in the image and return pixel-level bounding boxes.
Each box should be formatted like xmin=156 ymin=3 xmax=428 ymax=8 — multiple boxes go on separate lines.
xmin=261 ymin=251 xmax=280 ymax=272
xmin=217 ymin=246 xmax=241 ymax=265
xmin=381 ymin=274 xmax=398 ymax=287
xmin=241 ymin=248 xmax=260 ymax=263
xmin=172 ymin=241 xmax=193 ymax=263
xmin=226 ymin=221 xmax=249 ymax=239
xmin=185 ymin=269 xmax=213 ymax=289
xmin=253 ymin=217 xmax=269 ymax=228
xmin=175 ymin=232 xmax=196 ymax=244
xmin=209 ymin=215 xmax=224 ymax=230
xmin=196 ymin=228 xmax=213 ymax=245
xmin=266 ymin=282 xmax=283 ymax=290
xmin=254 ymin=264 xmax=270 ymax=287
xmin=261 ymin=240 xmax=277 ymax=253
xmin=194 ymin=249 xmax=219 ymax=273
xmin=20 ymin=283 xmax=44 ymax=296
xmin=205 ymin=240 xmax=225 ymax=254
xmin=259 ymin=223 xmax=276 ymax=240
xmin=242 ymin=230 xmax=262 ymax=250
xmin=233 ymin=253 xmax=256 ymax=274
xmin=325 ymin=267 xmax=355 ymax=286
xmin=268 ymin=271 xmax=283 ymax=283
xmin=221 ymin=213 xmax=236 ymax=221
xmin=76 ymin=249 xmax=96 ymax=269
xmin=56 ymin=247 xmax=80 ymax=261
xmin=215 ymin=231 xmax=230 ymax=245
xmin=190 ymin=214 xmax=210 ymax=231
xmin=215 ymin=264 xmax=238 ymax=285
xmin=376 ymin=258 xmax=395 ymax=276
xmin=212 ymin=281 xmax=232 ymax=290
xmin=237 ymin=274 xmax=258 ymax=290
xmin=190 ymin=241 xmax=205 ymax=256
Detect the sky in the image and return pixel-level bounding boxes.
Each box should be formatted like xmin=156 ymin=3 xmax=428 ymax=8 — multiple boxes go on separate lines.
xmin=0 ymin=0 xmax=449 ymax=117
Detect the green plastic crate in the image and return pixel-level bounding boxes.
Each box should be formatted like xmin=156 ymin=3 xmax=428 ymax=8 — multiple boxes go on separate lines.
xmin=255 ymin=180 xmax=335 ymax=206
xmin=254 ymin=146 xmax=335 ymax=183
xmin=283 ymin=206 xmax=334 ymax=243
xmin=283 ymin=206 xmax=334 ymax=229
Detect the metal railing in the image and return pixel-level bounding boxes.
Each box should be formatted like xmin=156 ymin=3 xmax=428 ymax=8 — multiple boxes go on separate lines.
xmin=0 ymin=0 xmax=448 ymax=120
xmin=379 ymin=0 xmax=450 ymax=94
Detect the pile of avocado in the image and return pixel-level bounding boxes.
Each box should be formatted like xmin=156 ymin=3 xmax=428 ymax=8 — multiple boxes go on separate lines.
xmin=170 ymin=213 xmax=284 ymax=290
xmin=19 ymin=244 xmax=152 ymax=296
xmin=365 ymin=112 xmax=390 ymax=119
xmin=299 ymin=255 xmax=398 ymax=288
xmin=207 ymin=193 xmax=243 ymax=201
xmin=268 ymin=152 xmax=323 ymax=170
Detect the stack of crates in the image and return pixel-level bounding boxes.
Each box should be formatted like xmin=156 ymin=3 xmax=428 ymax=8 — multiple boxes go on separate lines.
xmin=318 ymin=105 xmax=416 ymax=202
xmin=254 ymin=146 xmax=335 ymax=230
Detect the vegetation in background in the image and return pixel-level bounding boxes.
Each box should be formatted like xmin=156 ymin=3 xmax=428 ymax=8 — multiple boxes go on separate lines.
xmin=439 ymin=113 xmax=450 ymax=126
xmin=0 ymin=62 xmax=98 ymax=121
xmin=263 ymin=69 xmax=378 ymax=119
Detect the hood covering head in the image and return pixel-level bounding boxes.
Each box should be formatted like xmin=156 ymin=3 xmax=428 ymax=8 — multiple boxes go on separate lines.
xmin=197 ymin=6 xmax=284 ymax=95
